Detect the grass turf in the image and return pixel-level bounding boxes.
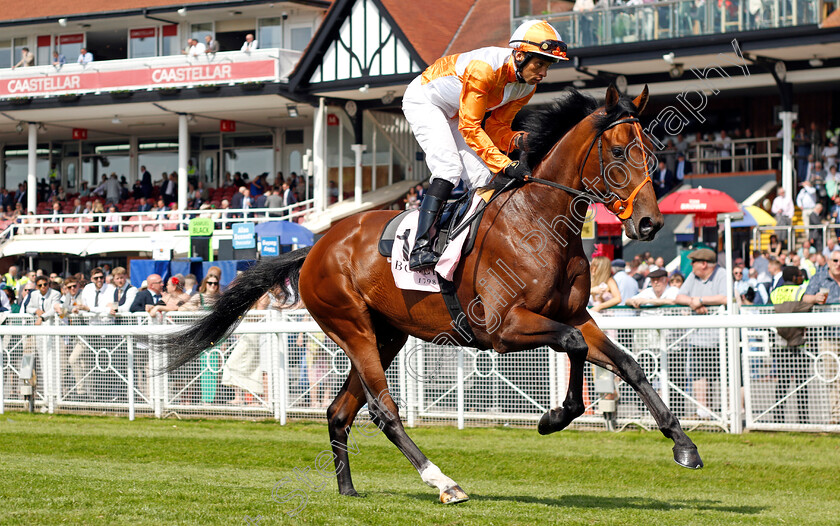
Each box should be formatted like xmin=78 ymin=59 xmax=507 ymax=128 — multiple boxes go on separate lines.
xmin=0 ymin=413 xmax=838 ymax=525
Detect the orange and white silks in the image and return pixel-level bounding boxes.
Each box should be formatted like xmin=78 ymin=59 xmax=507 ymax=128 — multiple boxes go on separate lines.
xmin=402 ymin=47 xmax=534 ymax=187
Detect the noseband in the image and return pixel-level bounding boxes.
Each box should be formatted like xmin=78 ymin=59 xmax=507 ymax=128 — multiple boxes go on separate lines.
xmin=526 ymin=116 xmax=652 ymax=220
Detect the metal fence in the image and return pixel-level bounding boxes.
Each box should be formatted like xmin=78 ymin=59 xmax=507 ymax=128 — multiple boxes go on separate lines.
xmin=1 ymin=307 xmax=838 ymax=433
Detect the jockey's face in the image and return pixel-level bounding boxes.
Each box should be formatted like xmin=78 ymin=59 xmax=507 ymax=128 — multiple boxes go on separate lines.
xmin=516 ymin=52 xmax=552 ymax=85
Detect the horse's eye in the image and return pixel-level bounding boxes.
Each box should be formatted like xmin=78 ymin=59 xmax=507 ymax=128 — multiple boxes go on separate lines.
xmin=612 ymin=147 xmax=624 ymax=158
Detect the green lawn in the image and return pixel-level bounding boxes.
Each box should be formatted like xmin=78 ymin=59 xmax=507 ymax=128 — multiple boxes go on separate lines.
xmin=0 ymin=414 xmax=838 ymax=525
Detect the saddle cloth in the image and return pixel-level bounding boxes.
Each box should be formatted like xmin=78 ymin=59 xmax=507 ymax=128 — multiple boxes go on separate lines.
xmin=382 ymin=192 xmax=486 ymax=292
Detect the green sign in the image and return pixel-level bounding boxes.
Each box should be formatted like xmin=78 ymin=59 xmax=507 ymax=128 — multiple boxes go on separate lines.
xmin=189 ymin=218 xmax=214 ymax=237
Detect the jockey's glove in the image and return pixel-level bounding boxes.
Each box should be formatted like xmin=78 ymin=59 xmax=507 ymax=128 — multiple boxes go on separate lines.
xmin=503 ymin=160 xmax=531 ymax=182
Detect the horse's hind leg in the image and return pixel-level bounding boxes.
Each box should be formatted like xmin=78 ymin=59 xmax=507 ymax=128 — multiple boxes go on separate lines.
xmin=308 ymin=284 xmax=467 ymax=504
xmin=577 ymin=317 xmax=703 ymax=469
xmin=358 ymin=373 xmax=469 ymax=504
xmin=326 ymin=324 xmax=405 ymax=497
xmin=326 ymin=371 xmax=365 ymax=497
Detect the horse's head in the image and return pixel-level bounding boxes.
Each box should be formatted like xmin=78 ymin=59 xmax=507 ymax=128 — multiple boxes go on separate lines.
xmin=584 ymin=84 xmax=663 ymax=241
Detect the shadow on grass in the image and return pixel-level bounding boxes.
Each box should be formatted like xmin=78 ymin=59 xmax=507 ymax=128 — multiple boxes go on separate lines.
xmin=403 ymin=493 xmax=764 ymax=514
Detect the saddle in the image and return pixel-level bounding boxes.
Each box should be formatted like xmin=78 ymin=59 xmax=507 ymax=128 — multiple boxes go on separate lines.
xmin=378 ymin=177 xmax=515 ymax=347
xmin=378 ymin=187 xmax=492 ymax=258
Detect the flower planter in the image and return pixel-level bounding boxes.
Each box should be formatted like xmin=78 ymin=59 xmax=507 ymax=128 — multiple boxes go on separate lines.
xmin=240 ymin=82 xmax=265 ymax=92
xmin=156 ymin=88 xmax=181 ymax=96
xmin=58 ymin=94 xmax=81 ymax=103
xmin=110 ymin=91 xmax=133 ymax=100
xmin=196 ymin=85 xmax=220 ymax=94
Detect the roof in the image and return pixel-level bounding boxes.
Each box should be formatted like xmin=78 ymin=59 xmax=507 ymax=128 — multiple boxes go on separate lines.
xmin=378 ymin=0 xmax=475 ymax=64
xmin=0 ymin=0 xmax=211 ymax=23
xmin=444 ymin=0 xmax=512 ymax=55
xmin=0 ymin=0 xmax=332 ymax=24
xmin=822 ymin=8 xmax=840 ymax=28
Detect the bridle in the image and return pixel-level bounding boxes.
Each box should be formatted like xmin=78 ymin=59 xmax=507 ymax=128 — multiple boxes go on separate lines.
xmin=525 ymin=116 xmax=652 ymax=220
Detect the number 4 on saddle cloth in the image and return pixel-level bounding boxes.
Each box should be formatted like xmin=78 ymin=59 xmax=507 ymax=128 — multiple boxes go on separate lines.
xmin=379 ymin=186 xmax=496 ymax=292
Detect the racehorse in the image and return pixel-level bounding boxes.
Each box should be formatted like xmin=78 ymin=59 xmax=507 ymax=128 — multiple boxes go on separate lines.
xmin=163 ymin=84 xmax=703 ymax=506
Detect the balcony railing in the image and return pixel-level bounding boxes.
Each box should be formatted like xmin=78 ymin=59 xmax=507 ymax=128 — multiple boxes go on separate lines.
xmin=0 ymin=200 xmax=313 ymax=245
xmin=514 ymin=0 xmax=828 ymax=48
xmin=0 ymin=48 xmax=302 ymax=100
xmin=688 ymin=136 xmax=782 ymax=174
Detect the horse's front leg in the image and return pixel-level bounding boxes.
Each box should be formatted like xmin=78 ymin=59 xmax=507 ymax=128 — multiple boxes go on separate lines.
xmin=577 ymin=317 xmax=703 ymax=469
xmin=491 ymin=307 xmax=589 ymax=435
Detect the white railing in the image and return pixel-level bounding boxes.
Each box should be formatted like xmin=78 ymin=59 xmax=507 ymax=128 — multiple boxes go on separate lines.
xmin=0 ymin=48 xmax=301 ymax=100
xmin=0 ymin=199 xmax=314 ymax=241
xmin=753 ymin=223 xmax=840 ymax=254
xmin=2 ymin=306 xmax=838 ymax=433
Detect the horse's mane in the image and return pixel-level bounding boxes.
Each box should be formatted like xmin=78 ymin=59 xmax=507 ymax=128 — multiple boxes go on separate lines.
xmin=522 ymin=87 xmax=640 ymax=168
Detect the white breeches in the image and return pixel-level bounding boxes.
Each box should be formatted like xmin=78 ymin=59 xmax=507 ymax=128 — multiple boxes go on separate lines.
xmin=402 ymin=77 xmax=493 ymax=189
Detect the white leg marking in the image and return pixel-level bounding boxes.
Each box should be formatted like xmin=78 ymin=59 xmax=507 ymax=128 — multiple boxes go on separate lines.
xmin=418 ymin=462 xmax=457 ymax=492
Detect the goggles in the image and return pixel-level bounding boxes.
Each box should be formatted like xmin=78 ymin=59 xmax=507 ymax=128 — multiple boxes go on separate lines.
xmin=511 ymin=39 xmax=567 ymax=58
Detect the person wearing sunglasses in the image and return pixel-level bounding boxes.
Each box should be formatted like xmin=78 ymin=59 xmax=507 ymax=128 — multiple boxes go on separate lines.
xmin=77 ymin=267 xmax=115 ymax=316
xmin=23 ymin=276 xmax=62 ymax=326
xmin=179 ymin=276 xmax=225 ymax=404
xmin=55 ymin=277 xmax=83 ymax=317
xmin=402 ymin=19 xmax=568 ymax=271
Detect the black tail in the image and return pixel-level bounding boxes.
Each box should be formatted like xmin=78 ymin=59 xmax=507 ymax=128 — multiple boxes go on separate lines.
xmin=161 ymin=246 xmax=312 ymax=373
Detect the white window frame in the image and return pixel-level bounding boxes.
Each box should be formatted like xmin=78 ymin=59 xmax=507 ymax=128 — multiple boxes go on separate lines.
xmin=55 ymin=33 xmax=86 ymax=61
xmin=127 ymin=26 xmax=158 ymax=59
xmin=257 ymin=16 xmax=285 ymax=49
xmin=286 ymin=22 xmax=313 ymax=52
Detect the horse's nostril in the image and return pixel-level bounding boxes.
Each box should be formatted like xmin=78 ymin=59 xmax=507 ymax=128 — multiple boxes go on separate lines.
xmin=639 ymin=217 xmax=654 ymax=236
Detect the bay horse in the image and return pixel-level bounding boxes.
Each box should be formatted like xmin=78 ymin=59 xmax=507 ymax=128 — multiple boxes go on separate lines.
xmin=163 ymin=84 xmax=703 ymax=506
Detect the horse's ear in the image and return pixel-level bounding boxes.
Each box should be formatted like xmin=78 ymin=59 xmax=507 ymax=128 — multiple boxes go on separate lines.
xmin=632 ymin=85 xmax=650 ymax=115
xmin=604 ymin=84 xmax=620 ymax=110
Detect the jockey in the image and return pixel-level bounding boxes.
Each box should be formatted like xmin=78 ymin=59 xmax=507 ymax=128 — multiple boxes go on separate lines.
xmin=402 ymin=19 xmax=568 ymax=271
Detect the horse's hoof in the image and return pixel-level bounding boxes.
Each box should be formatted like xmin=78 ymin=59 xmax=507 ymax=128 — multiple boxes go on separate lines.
xmin=673 ymin=446 xmax=704 ymax=469
xmin=340 ymin=489 xmax=362 ymax=497
xmin=538 ymin=412 xmax=553 ymax=435
xmin=440 ymin=484 xmax=469 ymax=504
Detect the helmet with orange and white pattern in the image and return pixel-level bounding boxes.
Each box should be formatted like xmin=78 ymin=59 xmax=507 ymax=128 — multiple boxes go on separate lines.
xmin=509 ymin=20 xmax=568 ymax=62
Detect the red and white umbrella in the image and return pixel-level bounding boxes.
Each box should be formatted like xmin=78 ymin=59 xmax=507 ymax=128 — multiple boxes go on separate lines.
xmin=658 ymin=187 xmax=739 ymax=227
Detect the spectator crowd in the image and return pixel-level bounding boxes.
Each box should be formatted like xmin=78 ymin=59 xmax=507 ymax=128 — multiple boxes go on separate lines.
xmin=0 ymin=168 xmax=310 ymax=234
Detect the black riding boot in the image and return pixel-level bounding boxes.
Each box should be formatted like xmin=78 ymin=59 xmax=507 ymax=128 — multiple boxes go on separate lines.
xmin=409 ymin=179 xmax=454 ymax=271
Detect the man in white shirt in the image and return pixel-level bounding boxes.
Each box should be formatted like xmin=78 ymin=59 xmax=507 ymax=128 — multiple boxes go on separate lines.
xmin=69 ymin=268 xmax=115 ymax=399
xmin=626 ymin=269 xmax=678 ymax=307
xmin=771 ymin=187 xmax=794 ymax=225
xmin=182 ymin=38 xmax=206 ymax=57
xmin=78 ymin=267 xmax=115 ymax=317
xmin=796 ymin=180 xmax=818 ymax=227
xmin=77 ymin=48 xmax=94 ymax=64
xmin=109 ymin=267 xmax=137 ymax=315
xmin=241 ymin=33 xmax=258 ymax=52
xmin=822 ymin=137 xmax=838 ymax=170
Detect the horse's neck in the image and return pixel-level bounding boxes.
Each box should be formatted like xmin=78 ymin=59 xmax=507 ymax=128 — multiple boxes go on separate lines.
xmin=516 ymin=127 xmax=591 ymax=233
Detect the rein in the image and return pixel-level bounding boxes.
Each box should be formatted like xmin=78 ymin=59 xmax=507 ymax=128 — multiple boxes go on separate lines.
xmin=525 ymin=116 xmax=652 ymax=220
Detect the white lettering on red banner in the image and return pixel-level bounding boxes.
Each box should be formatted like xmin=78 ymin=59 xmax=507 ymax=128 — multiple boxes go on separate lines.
xmin=0 ymin=60 xmax=277 ymax=97
xmin=130 ymin=28 xmax=156 ymax=39
xmin=8 ymin=76 xmax=81 ymax=94
xmin=58 ymin=34 xmax=84 ymax=45
xmin=151 ymin=64 xmax=233 ymax=84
